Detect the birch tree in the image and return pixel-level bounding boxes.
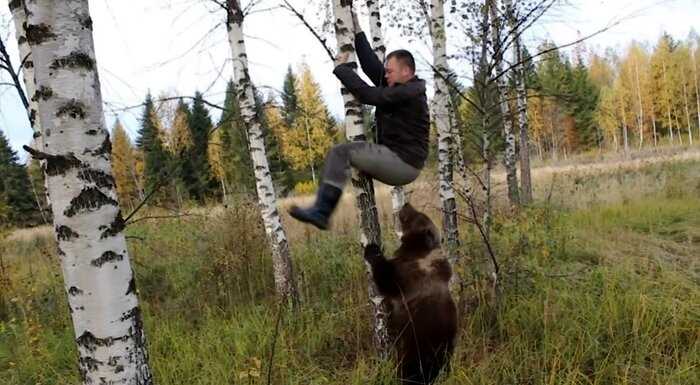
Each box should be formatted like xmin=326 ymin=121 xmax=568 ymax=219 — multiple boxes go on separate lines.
xmin=7 ymin=0 xmax=49 ymax=222
xmin=332 ymin=0 xmax=389 ymax=355
xmin=21 ymin=0 xmax=152 ymax=383
xmin=223 ymin=0 xmax=298 ymax=305
xmin=506 ymin=0 xmax=532 ymax=204
xmin=429 ymin=0 xmax=460 ymax=265
xmin=489 ymin=0 xmax=518 ymax=206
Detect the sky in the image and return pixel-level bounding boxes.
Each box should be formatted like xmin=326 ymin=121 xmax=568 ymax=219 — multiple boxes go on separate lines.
xmin=0 ymin=0 xmax=699 ymax=163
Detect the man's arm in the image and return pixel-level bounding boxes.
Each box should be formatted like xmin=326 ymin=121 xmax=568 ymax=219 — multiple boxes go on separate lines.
xmin=334 ymin=64 xmax=424 ymax=106
xmin=354 ymin=32 xmax=384 ymax=86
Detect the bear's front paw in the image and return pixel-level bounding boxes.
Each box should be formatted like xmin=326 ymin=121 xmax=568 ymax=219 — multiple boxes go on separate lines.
xmin=364 ymin=243 xmax=383 ymax=262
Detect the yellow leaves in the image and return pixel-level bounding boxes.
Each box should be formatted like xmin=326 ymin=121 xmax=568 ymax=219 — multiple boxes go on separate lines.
xmin=168 ymin=105 xmax=193 ymax=154
xmin=267 ymin=63 xmax=335 ymax=173
xmin=237 ymin=357 xmax=262 ymax=380
xmin=111 ymin=121 xmax=140 ymax=206
xmin=208 ymin=128 xmax=225 ymax=182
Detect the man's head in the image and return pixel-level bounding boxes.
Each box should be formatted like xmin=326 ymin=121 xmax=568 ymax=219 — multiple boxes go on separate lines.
xmin=384 ymin=50 xmax=416 ymax=87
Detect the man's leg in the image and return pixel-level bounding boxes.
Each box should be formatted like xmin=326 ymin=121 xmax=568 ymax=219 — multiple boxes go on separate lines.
xmin=289 ymin=142 xmax=419 ymax=230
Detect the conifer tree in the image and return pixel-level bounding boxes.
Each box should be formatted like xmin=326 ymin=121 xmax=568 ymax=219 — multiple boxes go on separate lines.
xmin=136 ymin=93 xmax=170 ymax=196
xmin=281 ymin=65 xmax=299 ymax=127
xmin=0 ymin=129 xmax=37 ymax=226
xmin=219 ymin=80 xmax=256 ymax=195
xmin=111 ymin=120 xmax=139 ymax=208
xmin=186 ymin=92 xmax=215 ymax=201
xmin=278 ymin=64 xmax=333 ymax=184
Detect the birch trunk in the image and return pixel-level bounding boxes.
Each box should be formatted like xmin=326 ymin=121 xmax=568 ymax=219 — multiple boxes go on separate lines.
xmin=693 ymin=50 xmax=700 ymax=139
xmin=634 ymin=60 xmax=644 ymax=149
xmin=489 ymin=0 xmax=518 ymax=206
xmin=8 ymin=0 xmax=49 ymax=223
xmin=682 ymin=74 xmax=693 ymax=145
xmin=429 ymin=0 xmax=459 ymax=266
xmin=225 ymin=0 xmax=298 ymax=305
xmin=620 ymin=97 xmax=629 ymax=155
xmin=366 ymin=0 xmax=405 ymax=236
xmin=506 ymin=0 xmax=532 ymax=205
xmin=663 ymin=60 xmax=675 ymax=144
xmin=652 ymin=106 xmax=658 ymax=147
xmin=333 ymin=0 xmax=389 ymax=355
xmin=22 ymin=1 xmax=152 ymax=383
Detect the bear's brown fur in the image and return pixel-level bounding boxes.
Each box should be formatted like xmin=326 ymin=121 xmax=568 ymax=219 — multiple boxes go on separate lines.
xmin=364 ymin=203 xmax=457 ymax=385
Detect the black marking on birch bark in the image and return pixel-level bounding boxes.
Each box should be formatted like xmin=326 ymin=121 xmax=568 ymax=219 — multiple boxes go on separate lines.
xmin=78 ymin=168 xmax=116 ymax=189
xmin=32 ymin=128 xmax=41 ymax=138
xmin=125 ymin=275 xmax=136 ymax=295
xmin=76 ymin=331 xmax=129 ymax=352
xmin=85 ymin=129 xmax=98 ymax=135
xmin=107 ymin=356 xmax=120 ymax=366
xmin=79 ymin=355 xmax=104 ymax=372
xmin=114 ymin=365 xmax=125 ymax=374
xmin=33 ymin=86 xmax=53 ymax=101
xmin=23 ymin=59 xmax=33 ymax=69
xmin=57 ymin=247 xmax=66 ymax=257
xmin=56 ymin=99 xmax=87 ymax=120
xmin=68 ymin=286 xmax=84 ymax=296
xmin=91 ymin=251 xmax=124 ymax=267
xmin=17 ymin=35 xmax=27 ymax=45
xmin=99 ymin=211 xmax=125 ymax=239
xmin=56 ymin=225 xmax=79 ymax=241
xmin=91 ymin=135 xmax=112 ymax=158
xmin=9 ymin=0 xmax=21 ymax=11
xmin=64 ymin=187 xmax=118 ymax=217
xmin=79 ymin=15 xmax=93 ymax=30
xmin=119 ymin=306 xmax=140 ymax=322
xmin=42 ymin=153 xmax=81 ymax=176
xmin=25 ymin=23 xmax=56 ymax=45
xmin=50 ymin=51 xmax=95 ymax=71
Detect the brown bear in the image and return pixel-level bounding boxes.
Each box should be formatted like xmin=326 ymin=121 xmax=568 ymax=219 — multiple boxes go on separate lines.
xmin=364 ymin=203 xmax=457 ymax=385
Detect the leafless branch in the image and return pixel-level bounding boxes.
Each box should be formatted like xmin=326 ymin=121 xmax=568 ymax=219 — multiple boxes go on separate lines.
xmin=280 ymin=0 xmax=336 ymax=61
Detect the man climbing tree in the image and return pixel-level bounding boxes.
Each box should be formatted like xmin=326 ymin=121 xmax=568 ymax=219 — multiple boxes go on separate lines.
xmin=289 ymin=11 xmax=430 ymax=230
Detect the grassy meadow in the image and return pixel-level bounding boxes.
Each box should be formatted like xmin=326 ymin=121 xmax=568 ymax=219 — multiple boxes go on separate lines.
xmin=1 ymin=148 xmax=699 ymax=385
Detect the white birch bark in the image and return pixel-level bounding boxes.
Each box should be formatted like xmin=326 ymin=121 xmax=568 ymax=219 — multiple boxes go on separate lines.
xmin=634 ymin=60 xmax=645 ymax=149
xmin=366 ymin=0 xmax=386 ymax=61
xmin=489 ymin=0 xmax=519 ymax=206
xmin=225 ymin=0 xmax=298 ymax=304
xmin=651 ymin=106 xmax=658 ymax=147
xmin=506 ymin=0 xmax=532 ymax=205
xmin=429 ymin=0 xmax=459 ymax=266
xmin=9 ymin=0 xmax=50 ymax=223
xmin=693 ymin=50 xmax=700 ymax=140
xmin=333 ymin=0 xmax=389 ymax=355
xmin=365 ymin=0 xmax=405 ymax=237
xmin=662 ymin=59 xmax=675 ymax=144
xmin=22 ymin=1 xmax=152 ymax=383
xmin=8 ymin=0 xmax=40 ymax=134
xmin=682 ymin=73 xmax=693 ymax=145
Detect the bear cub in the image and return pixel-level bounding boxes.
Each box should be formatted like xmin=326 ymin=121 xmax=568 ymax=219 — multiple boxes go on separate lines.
xmin=364 ymin=203 xmax=457 ymax=385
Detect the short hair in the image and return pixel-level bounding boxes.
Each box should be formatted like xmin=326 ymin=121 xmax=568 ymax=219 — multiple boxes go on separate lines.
xmin=386 ymin=50 xmax=416 ymax=73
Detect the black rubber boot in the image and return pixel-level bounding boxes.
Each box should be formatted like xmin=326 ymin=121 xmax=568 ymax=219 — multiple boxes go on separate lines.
xmin=289 ymin=183 xmax=342 ymax=230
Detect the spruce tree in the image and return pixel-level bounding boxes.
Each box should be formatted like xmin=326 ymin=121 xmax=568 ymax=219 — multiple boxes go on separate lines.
xmin=282 ymin=65 xmax=299 ymax=127
xmin=186 ymin=92 xmax=215 ymax=202
xmin=136 ymin=93 xmax=170 ymax=196
xmin=219 ymin=80 xmax=255 ymax=195
xmin=568 ymin=59 xmax=600 ymax=149
xmin=0 ymin=129 xmax=38 ymax=226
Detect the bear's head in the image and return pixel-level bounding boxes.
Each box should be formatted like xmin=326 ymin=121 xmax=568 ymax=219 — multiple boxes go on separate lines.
xmin=398 ymin=203 xmax=441 ymax=252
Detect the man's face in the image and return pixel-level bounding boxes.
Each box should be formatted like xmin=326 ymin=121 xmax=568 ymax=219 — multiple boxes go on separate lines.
xmin=384 ymin=57 xmax=413 ymax=87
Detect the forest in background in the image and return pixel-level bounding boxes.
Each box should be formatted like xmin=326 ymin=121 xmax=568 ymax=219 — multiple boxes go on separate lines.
xmin=2 ymin=30 xmax=700 ymax=229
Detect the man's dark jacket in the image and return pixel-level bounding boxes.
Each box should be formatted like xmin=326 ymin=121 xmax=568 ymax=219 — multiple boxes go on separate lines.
xmin=332 ymin=32 xmax=430 ymax=170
